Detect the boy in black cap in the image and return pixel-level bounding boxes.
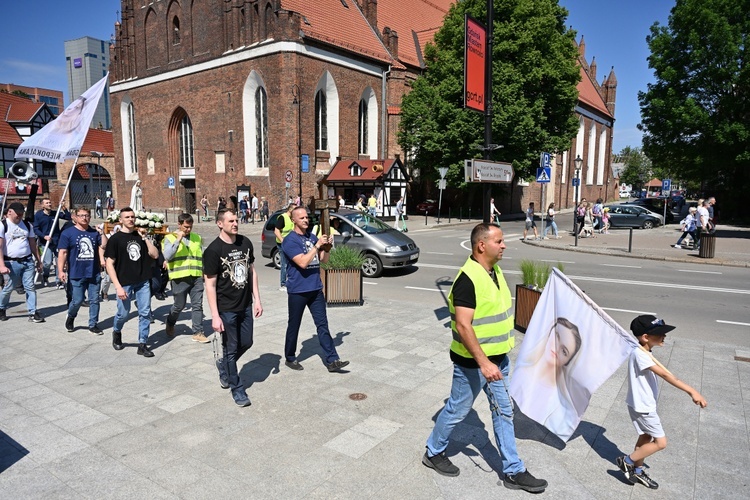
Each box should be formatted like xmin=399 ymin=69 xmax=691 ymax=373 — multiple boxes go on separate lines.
xmin=617 ymin=315 xmax=707 ymax=489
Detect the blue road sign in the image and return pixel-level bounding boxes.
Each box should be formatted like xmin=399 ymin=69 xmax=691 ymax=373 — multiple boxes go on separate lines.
xmin=540 ymin=152 xmax=552 ymax=168
xmin=167 ymin=176 xmax=175 ymax=189
xmin=301 ymin=154 xmax=310 ymax=173
xmin=572 ymin=178 xmax=580 ymax=187
xmin=662 ymin=178 xmax=671 ymax=194
xmin=536 ymin=167 xmax=551 ymax=183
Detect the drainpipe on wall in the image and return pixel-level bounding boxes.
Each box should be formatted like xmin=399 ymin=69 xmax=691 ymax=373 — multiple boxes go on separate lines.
xmin=381 ymin=65 xmax=391 ymax=159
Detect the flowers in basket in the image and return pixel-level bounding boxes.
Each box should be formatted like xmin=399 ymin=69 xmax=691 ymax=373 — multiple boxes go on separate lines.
xmin=106 ymin=210 xmax=120 ymax=223
xmin=135 ymin=211 xmax=166 ymax=230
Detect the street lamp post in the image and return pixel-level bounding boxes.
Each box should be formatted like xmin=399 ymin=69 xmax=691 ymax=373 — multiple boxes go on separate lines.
xmin=572 ymin=154 xmax=583 ymax=233
xmin=292 ymin=84 xmax=302 ymax=203
xmin=91 ymin=151 xmax=103 ymax=217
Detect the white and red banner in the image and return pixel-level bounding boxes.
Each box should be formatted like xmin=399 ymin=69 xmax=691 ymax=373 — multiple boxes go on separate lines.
xmin=510 ymin=268 xmax=639 ymax=441
xmin=15 ymin=73 xmax=109 ymax=162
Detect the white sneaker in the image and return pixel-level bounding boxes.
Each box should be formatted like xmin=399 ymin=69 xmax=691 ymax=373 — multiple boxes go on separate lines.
xmin=673 ymin=244 xmax=681 ymax=249
xmin=279 ymin=285 xmax=287 ymax=291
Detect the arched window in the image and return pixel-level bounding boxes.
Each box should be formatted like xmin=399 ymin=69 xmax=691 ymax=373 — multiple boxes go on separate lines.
xmin=120 ymin=98 xmax=138 ymax=178
xmin=358 ymin=99 xmax=368 ymax=155
xmin=587 ymin=122 xmax=596 ymax=185
xmin=255 ymin=87 xmax=268 ymax=169
xmin=172 ymin=16 xmax=180 ymax=44
xmin=597 ymin=127 xmax=607 ymax=185
xmin=179 ymin=115 xmax=195 ymax=170
xmin=315 ymin=90 xmax=328 ymax=151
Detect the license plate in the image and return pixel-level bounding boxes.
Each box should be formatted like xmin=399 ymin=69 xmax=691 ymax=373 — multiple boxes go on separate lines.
xmin=410 ymin=252 xmax=419 ymax=260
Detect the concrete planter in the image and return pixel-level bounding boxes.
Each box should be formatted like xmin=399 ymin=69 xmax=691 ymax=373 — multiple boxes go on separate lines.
xmin=514 ymin=284 xmax=542 ymax=333
xmin=320 ymin=268 xmax=363 ymax=306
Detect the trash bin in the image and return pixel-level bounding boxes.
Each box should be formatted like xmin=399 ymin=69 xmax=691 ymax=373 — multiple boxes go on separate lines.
xmin=699 ymin=234 xmax=716 ymax=258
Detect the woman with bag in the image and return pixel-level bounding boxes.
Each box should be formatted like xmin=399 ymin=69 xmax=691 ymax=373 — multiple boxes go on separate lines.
xmin=674 ymin=207 xmax=698 ymax=249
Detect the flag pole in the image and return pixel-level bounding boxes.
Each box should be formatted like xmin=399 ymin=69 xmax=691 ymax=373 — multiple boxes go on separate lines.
xmin=36 ymin=154 xmax=81 ymax=283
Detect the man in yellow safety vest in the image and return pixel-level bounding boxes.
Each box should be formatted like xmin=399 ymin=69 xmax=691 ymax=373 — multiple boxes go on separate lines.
xmin=162 ymin=213 xmax=207 ymax=343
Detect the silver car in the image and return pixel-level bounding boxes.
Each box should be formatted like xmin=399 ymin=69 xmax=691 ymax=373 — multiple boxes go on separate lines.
xmin=261 ymin=209 xmax=419 ymax=278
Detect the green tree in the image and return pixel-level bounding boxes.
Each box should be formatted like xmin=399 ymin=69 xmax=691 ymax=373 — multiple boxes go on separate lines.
xmin=638 ymin=0 xmax=749 ymax=216
xmin=617 ymin=146 xmax=653 ymax=188
xmin=399 ymin=0 xmax=581 ymax=191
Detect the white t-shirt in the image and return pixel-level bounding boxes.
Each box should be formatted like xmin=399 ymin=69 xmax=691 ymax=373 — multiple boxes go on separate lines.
xmin=697 ymin=206 xmax=709 ymax=228
xmin=525 ymin=207 xmax=534 ymax=222
xmin=0 ymin=219 xmax=33 ymax=258
xmin=626 ymin=347 xmax=659 ymax=413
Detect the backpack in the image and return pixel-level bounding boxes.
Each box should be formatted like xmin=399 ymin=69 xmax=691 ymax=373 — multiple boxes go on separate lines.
xmin=2 ymin=219 xmax=31 ymax=234
xmin=592 ymin=204 xmax=602 ymax=216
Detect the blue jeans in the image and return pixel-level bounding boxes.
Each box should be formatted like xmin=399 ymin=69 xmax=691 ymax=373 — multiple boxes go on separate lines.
xmin=676 ymin=230 xmax=696 ymax=246
xmin=40 ymin=245 xmax=60 ymax=285
xmin=113 ymin=280 xmax=151 ymax=344
xmin=426 ymin=355 xmax=524 ymax=475
xmin=285 ymin=290 xmax=339 ymax=364
xmin=68 ymin=275 xmax=101 ymax=328
xmin=544 ymin=220 xmax=558 ymax=237
xmin=219 ymin=306 xmax=255 ymax=392
xmin=278 ymin=243 xmax=288 ymax=286
xmin=0 ymin=257 xmax=37 ymax=314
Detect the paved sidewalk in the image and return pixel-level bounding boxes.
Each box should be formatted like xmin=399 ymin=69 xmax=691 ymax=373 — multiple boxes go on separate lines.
xmin=2 ymin=215 xmax=747 ymax=498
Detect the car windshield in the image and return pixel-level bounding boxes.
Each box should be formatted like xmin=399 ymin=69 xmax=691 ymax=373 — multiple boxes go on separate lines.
xmin=341 ymin=212 xmax=391 ymax=234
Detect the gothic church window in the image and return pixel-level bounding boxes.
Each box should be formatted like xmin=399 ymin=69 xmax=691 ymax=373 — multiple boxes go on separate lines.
xmin=315 ymin=90 xmax=328 ymax=151
xmin=358 ymin=99 xmax=368 ymax=155
xmin=255 ymin=87 xmax=268 ymax=169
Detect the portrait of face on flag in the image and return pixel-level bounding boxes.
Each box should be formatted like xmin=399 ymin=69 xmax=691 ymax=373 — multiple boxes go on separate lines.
xmin=15 ymin=73 xmax=109 ymax=163
xmin=509 ymin=268 xmax=639 ymax=441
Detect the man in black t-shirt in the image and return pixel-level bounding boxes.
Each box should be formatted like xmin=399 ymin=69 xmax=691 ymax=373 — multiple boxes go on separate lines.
xmin=104 ymin=207 xmax=159 ymax=357
xmin=204 ymin=209 xmax=263 ymax=407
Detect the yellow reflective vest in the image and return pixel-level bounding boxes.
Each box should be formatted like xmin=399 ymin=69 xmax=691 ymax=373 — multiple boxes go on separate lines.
xmin=275 ymin=212 xmax=294 ymax=243
xmin=163 ymin=232 xmax=203 ymax=280
xmin=449 ymin=257 xmax=515 ymax=358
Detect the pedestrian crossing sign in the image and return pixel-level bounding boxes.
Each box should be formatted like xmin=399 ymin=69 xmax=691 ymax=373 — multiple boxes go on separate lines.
xmin=536 ymin=167 xmax=551 ymax=183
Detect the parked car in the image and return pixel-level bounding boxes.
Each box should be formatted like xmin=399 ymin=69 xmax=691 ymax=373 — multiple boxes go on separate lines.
xmin=261 ymin=209 xmax=419 ymax=278
xmin=624 ymin=197 xmax=675 ymax=223
xmin=619 ymin=188 xmax=631 ymax=198
xmin=605 ymin=204 xmax=663 ymax=229
xmin=415 ymin=199 xmax=438 ymax=215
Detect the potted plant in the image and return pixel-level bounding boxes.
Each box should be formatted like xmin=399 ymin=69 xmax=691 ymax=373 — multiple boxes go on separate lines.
xmin=514 ymin=260 xmax=564 ymax=332
xmin=320 ymin=245 xmax=365 ymax=306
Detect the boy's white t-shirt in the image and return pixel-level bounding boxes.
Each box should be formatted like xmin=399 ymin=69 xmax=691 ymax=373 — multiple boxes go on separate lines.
xmin=626 ymin=348 xmax=659 ymax=413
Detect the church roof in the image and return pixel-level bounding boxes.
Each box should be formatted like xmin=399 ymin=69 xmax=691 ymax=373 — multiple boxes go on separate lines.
xmin=577 ymin=66 xmax=612 ymax=118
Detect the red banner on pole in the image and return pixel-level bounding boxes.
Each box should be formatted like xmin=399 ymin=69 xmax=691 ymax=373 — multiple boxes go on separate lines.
xmin=464 ymin=15 xmax=486 ymax=113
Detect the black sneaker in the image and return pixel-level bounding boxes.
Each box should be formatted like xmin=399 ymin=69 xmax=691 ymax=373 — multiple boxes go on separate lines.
xmin=630 ymin=469 xmax=659 ymax=489
xmin=326 ymin=359 xmax=350 ymax=372
xmin=112 ymin=330 xmax=124 ymax=350
xmin=137 ymin=343 xmax=155 ymax=357
xmin=285 ymin=360 xmax=304 ymax=371
xmin=29 ymin=312 xmax=45 ymax=323
xmin=232 ymin=390 xmax=251 ymax=407
xmin=616 ymin=455 xmax=634 ymax=481
xmin=0 ymin=309 xmax=7 ymax=321
xmin=89 ymin=325 xmax=104 ymax=335
xmin=504 ymin=470 xmax=548 ymax=493
xmin=422 ymin=451 xmax=460 ymax=477
xmin=65 ymin=316 xmax=75 ymax=332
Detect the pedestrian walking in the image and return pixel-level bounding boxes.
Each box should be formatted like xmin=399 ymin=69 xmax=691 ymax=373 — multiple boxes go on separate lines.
xmin=163 ymin=213 xmax=208 ymax=342
xmin=57 ymin=207 xmax=104 ymax=335
xmin=104 ymin=207 xmax=160 ymax=357
xmin=281 ymin=207 xmax=349 ymax=372
xmin=543 ymin=202 xmax=559 ymax=239
xmin=0 ymin=203 xmax=45 ymax=323
xmin=523 ymin=202 xmax=539 ymax=240
xmin=616 ymin=315 xmax=707 ymax=490
xmin=33 ymin=198 xmax=71 ymax=288
xmin=204 ymin=208 xmax=263 ymax=407
xmin=422 ymin=223 xmax=547 ymax=493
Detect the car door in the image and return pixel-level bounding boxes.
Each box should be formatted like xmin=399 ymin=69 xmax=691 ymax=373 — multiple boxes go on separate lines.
xmin=333 ymin=217 xmax=368 ymax=254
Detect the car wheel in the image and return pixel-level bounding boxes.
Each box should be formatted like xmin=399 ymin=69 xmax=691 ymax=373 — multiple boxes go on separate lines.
xmin=642 ymin=220 xmax=655 ymax=229
xmin=361 ymin=254 xmax=383 ymax=278
xmin=272 ymin=248 xmax=281 ymax=269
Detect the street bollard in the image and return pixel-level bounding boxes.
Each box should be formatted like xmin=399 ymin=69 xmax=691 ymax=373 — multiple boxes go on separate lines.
xmin=628 ymin=228 xmax=633 ymax=253
xmin=575 ymin=228 xmax=579 ymax=247
xmin=424 ymin=211 xmax=428 ymax=225
xmin=459 ymin=208 xmax=462 ymax=222
xmin=448 ymin=208 xmax=451 ymax=223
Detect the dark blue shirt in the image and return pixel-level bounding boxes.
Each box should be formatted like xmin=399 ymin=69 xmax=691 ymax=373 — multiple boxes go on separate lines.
xmin=58 ymin=226 xmax=102 ymax=279
xmin=281 ymin=231 xmax=322 ymax=293
xmin=33 ymin=208 xmax=71 ymax=248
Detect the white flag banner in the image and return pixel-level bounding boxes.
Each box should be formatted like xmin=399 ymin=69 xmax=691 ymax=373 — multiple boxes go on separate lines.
xmin=510 ymin=268 xmax=639 ymax=441
xmin=15 ymin=73 xmax=109 ymax=162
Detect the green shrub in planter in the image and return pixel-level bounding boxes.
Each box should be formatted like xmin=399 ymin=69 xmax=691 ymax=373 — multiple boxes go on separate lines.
xmin=519 ymin=259 xmax=564 ymax=290
xmin=321 ymin=245 xmax=366 ymax=270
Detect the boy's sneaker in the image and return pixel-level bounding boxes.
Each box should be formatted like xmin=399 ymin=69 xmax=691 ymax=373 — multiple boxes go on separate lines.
xmin=673 ymin=244 xmax=682 ymax=249
xmin=616 ymin=455 xmax=634 ymax=481
xmin=29 ymin=312 xmax=45 ymax=323
xmin=630 ymin=469 xmax=659 ymax=489
xmin=422 ymin=451 xmax=460 ymax=477
xmin=504 ymin=470 xmax=548 ymax=493
xmin=0 ymin=309 xmax=7 ymax=321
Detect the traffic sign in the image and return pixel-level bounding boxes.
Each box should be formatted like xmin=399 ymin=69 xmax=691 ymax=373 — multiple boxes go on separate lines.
xmin=285 ymin=170 xmax=293 ymax=182
xmin=536 ymin=167 xmax=551 ymax=183
xmin=438 ymin=179 xmax=447 ymax=190
xmin=167 ymin=177 xmax=175 ymax=189
xmin=662 ymin=178 xmax=671 ymax=194
xmin=572 ymin=178 xmax=580 ymax=187
xmin=471 ymin=159 xmax=514 ymax=183
xmin=540 ymin=152 xmax=551 ymax=168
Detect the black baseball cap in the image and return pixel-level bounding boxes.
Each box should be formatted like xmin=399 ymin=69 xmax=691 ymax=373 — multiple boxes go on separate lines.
xmin=8 ymin=202 xmax=25 ymax=215
xmin=630 ymin=315 xmax=676 ymax=336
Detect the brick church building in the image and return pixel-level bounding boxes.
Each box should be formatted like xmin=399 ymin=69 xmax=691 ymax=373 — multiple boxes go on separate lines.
xmin=109 ymin=0 xmax=451 ymax=215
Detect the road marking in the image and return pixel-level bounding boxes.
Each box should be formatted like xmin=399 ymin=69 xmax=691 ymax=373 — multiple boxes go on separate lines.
xmin=363 ymin=281 xmax=378 ymax=285
xmin=404 ymin=286 xmax=444 ymax=292
xmin=600 ymin=264 xmax=642 ymax=269
xmin=678 ymin=269 xmax=722 ymax=274
xmin=461 ymin=235 xmax=521 ymax=252
xmin=423 ymin=251 xmax=454 ymax=255
xmin=541 ymin=259 xmax=575 ymax=264
xmin=716 ymin=320 xmax=750 ymax=327
xmin=603 ymin=307 xmax=655 ymax=315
